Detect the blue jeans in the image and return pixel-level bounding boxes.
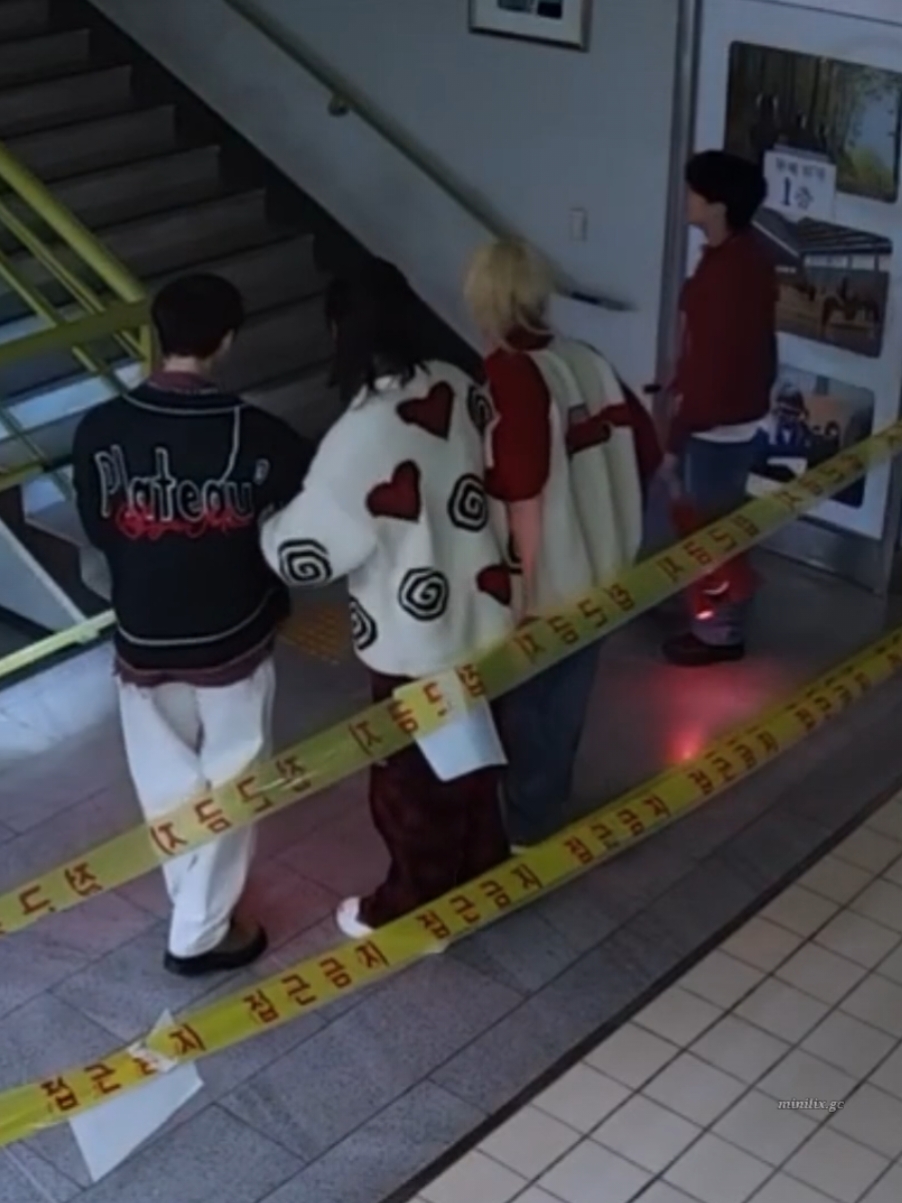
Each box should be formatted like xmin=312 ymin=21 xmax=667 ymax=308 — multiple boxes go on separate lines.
xmin=498 ymin=642 xmax=601 ymax=846
xmin=682 ymin=436 xmax=757 ymax=647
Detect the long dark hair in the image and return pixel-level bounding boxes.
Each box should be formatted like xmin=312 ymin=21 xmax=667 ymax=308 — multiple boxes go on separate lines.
xmin=685 ymin=150 xmax=767 ymax=230
xmin=325 ymin=259 xmax=426 ymax=403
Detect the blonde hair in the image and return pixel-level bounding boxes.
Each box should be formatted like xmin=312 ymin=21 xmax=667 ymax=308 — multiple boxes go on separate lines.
xmin=464 ymin=238 xmax=554 ymax=349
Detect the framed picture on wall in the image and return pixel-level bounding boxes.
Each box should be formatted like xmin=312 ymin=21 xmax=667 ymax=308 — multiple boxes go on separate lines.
xmin=725 ymin=41 xmax=902 ymax=203
xmin=754 ymin=208 xmax=892 ymax=358
xmin=748 ymin=366 xmax=875 ymax=509
xmin=469 ymin=0 xmax=592 ymax=50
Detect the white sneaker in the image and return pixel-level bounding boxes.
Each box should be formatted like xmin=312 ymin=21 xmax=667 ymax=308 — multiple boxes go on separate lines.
xmin=336 ymin=897 xmax=374 ymax=939
xmin=336 ymin=896 xmax=449 ymax=955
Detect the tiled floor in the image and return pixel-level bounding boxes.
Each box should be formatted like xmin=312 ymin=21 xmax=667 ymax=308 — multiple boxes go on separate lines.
xmin=0 ymin=558 xmax=900 ymax=1200
xmin=418 ymin=794 xmax=902 ymax=1203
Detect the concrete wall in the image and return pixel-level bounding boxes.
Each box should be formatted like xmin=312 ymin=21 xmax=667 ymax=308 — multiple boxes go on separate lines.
xmin=88 ymin=0 xmax=682 ymax=386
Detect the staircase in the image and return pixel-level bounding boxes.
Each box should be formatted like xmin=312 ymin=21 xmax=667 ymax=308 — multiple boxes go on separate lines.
xmin=0 ymin=0 xmax=472 ymax=661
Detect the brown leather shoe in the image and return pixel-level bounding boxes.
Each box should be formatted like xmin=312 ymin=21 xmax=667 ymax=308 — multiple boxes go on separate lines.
xmin=164 ymin=920 xmax=268 ymax=978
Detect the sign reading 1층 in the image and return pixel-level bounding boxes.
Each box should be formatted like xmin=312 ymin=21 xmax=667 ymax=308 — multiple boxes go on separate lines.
xmin=763 ymin=149 xmax=837 ymax=221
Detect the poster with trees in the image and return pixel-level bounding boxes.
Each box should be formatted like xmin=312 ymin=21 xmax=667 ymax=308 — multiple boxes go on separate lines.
xmin=725 ymin=42 xmax=902 ymax=202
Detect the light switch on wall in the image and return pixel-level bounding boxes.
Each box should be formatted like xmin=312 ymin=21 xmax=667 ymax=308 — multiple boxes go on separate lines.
xmin=569 ymin=207 xmax=588 ymax=241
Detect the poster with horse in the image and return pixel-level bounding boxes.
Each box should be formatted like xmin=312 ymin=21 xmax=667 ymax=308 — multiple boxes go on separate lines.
xmin=753 ymin=208 xmax=891 ymax=357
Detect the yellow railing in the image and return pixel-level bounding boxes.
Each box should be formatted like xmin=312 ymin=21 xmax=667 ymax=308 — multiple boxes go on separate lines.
xmin=0 ymin=298 xmax=149 ymax=491
xmin=0 ymin=143 xmax=149 ymax=356
xmin=0 ymin=136 xmax=153 ymax=678
xmin=0 ymin=139 xmax=152 ymax=495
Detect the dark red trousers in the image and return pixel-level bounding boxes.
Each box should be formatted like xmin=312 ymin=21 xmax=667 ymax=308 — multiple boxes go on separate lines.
xmin=359 ymin=670 xmax=510 ymax=929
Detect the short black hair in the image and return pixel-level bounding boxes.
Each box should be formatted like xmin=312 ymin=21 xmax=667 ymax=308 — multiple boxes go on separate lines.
xmin=151 ymin=274 xmax=245 ymax=359
xmin=325 ymin=258 xmax=426 ymax=402
xmin=686 ymin=151 xmax=767 ymax=230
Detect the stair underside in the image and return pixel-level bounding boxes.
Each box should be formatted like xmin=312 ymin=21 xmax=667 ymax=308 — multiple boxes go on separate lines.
xmin=0 ymin=16 xmax=343 ymax=461
xmin=0 ymin=0 xmax=363 ymax=641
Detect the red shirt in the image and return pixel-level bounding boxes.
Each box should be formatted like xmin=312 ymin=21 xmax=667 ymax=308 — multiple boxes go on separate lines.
xmin=484 ymin=330 xmax=554 ymax=502
xmin=484 ymin=332 xmax=661 ymax=503
xmin=670 ymin=229 xmax=777 ymax=454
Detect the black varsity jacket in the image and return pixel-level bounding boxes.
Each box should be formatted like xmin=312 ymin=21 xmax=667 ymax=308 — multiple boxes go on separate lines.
xmin=72 ymin=372 xmax=315 ymax=675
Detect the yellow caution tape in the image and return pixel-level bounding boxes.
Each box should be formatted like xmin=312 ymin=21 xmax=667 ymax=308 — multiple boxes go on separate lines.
xmin=1 ymin=619 xmax=900 ymax=1146
xmin=0 ymin=422 xmax=900 ymax=940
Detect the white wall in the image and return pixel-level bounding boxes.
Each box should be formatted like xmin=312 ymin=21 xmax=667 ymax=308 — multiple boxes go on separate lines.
xmin=88 ymin=0 xmax=681 ymax=386
xmin=696 ymin=0 xmax=902 ymax=540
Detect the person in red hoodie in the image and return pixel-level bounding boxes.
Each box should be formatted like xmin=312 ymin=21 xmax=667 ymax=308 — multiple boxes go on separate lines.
xmin=661 ymin=150 xmax=777 ymax=667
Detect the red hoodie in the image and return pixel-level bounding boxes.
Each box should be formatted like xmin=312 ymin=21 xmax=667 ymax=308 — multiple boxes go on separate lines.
xmin=670 ymin=229 xmax=778 ymax=454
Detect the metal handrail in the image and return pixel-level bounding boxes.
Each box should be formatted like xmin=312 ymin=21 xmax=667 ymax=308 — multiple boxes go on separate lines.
xmin=0 ymin=299 xmax=147 ymax=369
xmin=226 ymin=0 xmax=630 ymax=313
xmin=0 ymin=144 xmax=145 ymax=304
xmin=0 ymin=138 xmax=151 ymax=491
xmin=0 ymin=140 xmax=153 ymax=368
xmin=0 ymin=195 xmax=145 ymax=363
xmin=0 ymin=295 xmax=147 ymax=496
xmin=0 ymin=143 xmax=151 ymax=673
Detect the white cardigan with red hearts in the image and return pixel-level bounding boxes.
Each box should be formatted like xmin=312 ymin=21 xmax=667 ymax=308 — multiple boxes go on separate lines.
xmin=512 ymin=339 xmax=645 ymax=614
xmin=260 ymin=362 xmax=516 ymax=678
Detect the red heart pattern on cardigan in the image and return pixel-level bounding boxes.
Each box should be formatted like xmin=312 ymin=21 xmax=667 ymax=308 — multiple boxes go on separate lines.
xmin=366 ymin=461 xmax=422 ymax=522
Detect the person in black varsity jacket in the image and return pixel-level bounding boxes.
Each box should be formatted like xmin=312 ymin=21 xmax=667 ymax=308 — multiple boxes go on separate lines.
xmin=73 ymin=274 xmax=314 ymax=977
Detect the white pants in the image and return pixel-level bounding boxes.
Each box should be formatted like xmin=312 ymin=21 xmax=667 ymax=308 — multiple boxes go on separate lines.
xmin=118 ymin=659 xmax=276 ymax=958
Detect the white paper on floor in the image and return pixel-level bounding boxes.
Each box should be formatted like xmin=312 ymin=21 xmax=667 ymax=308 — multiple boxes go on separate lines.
xmin=70 ymin=1010 xmax=204 ymax=1181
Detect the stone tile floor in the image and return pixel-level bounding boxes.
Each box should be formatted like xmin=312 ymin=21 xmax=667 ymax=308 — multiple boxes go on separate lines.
xmin=0 ymin=560 xmax=899 ymax=1200
xmin=414 ymin=793 xmax=902 ymax=1203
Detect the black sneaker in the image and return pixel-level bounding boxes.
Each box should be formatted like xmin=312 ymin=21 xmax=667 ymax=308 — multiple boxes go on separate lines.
xmin=164 ymin=921 xmax=268 ymax=978
xmin=663 ymin=632 xmax=745 ymax=667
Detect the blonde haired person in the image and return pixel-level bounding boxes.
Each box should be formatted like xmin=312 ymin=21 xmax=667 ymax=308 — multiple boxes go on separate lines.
xmin=465 ymin=239 xmax=660 ymax=846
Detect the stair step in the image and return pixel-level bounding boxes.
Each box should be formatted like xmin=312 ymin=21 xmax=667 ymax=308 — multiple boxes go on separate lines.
xmin=0 ymin=237 xmax=324 ymax=437
xmin=0 ymin=299 xmax=136 ymax=407
xmin=0 ymin=233 xmax=323 ymax=352
xmin=0 ymin=410 xmax=84 ymax=472
xmin=0 ymin=64 xmax=134 ymax=138
xmin=6 ymin=189 xmax=274 ymax=314
xmin=5 ymin=106 xmax=178 ymax=182
xmin=0 ymin=359 xmax=335 ymax=485
xmin=0 ymin=336 xmax=129 ymax=409
xmin=0 ymin=292 xmax=330 ymax=432
xmin=150 ymin=234 xmax=324 ymax=316
xmin=249 ymin=365 xmax=338 ymax=441
xmin=0 ymin=362 xmax=143 ymax=469
xmin=5 ymin=146 xmax=226 ymax=240
xmin=0 ymin=235 xmax=311 ymax=363
xmin=0 ymin=361 xmax=338 ymax=491
xmin=87 ymin=188 xmax=274 ymax=280
xmin=0 ymin=29 xmax=93 ymax=87
xmin=221 ymin=295 xmax=331 ymax=395
xmin=0 ymin=0 xmax=49 ymax=42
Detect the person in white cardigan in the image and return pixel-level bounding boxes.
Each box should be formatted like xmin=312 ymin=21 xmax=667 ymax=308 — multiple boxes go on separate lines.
xmin=261 ymin=261 xmax=515 ymax=936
